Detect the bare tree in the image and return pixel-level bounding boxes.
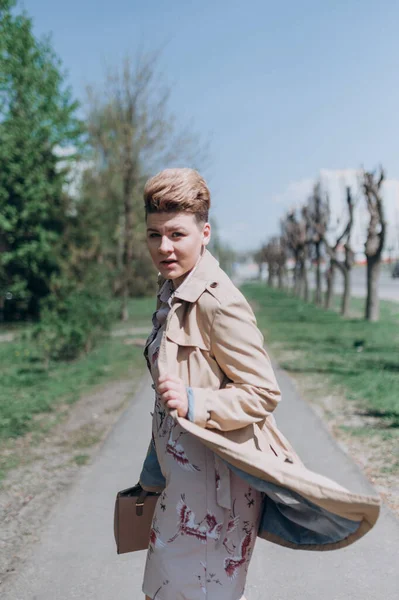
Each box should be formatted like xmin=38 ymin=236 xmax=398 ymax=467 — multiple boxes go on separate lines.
xmin=263 ymin=241 xmax=277 ymax=287
xmin=282 ymin=209 xmax=309 ymax=299
xmin=322 ymin=187 xmax=355 ymax=316
xmin=324 ymin=253 xmax=335 ymax=310
xmin=362 ymin=167 xmax=386 ymax=321
xmin=86 ymin=51 xmax=207 ymax=320
xmin=253 ymin=245 xmax=268 ymax=280
xmin=307 ymin=181 xmax=330 ymax=305
xmin=276 ymin=236 xmax=288 ymax=289
xmin=262 ymin=237 xmax=287 ymax=288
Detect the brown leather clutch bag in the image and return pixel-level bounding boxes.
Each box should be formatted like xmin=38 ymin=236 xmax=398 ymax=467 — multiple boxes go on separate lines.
xmin=114 ymin=483 xmax=161 ymax=554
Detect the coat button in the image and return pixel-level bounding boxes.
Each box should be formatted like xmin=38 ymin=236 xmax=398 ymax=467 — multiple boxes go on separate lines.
xmin=210 ymin=281 xmax=218 ymax=288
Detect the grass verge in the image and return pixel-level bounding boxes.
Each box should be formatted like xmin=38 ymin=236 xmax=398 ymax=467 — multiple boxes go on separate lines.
xmin=243 ymin=283 xmax=399 ymax=512
xmin=0 ymin=297 xmax=154 ymax=444
xmin=242 ymin=283 xmax=399 ymax=427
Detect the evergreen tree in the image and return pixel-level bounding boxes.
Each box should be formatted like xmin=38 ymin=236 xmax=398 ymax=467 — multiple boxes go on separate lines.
xmin=0 ymin=0 xmax=82 ymax=318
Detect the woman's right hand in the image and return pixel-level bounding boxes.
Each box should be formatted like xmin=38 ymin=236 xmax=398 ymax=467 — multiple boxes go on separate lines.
xmin=157 ymin=374 xmax=188 ymax=418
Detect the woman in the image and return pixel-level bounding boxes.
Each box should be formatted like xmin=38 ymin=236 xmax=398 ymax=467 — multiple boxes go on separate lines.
xmin=139 ymin=168 xmax=380 ymax=600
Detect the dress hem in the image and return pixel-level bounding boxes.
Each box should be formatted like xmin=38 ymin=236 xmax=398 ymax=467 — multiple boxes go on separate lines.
xmin=142 ymin=588 xmax=246 ymax=600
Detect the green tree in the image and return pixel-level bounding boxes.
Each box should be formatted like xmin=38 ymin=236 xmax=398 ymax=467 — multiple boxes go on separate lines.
xmin=85 ymin=52 xmax=207 ymax=319
xmin=208 ymin=218 xmax=236 ymax=276
xmin=75 ymin=161 xmax=158 ymax=300
xmin=0 ymin=0 xmax=82 ymax=318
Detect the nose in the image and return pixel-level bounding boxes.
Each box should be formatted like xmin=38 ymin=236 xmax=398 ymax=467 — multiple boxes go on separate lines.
xmin=159 ymin=235 xmax=173 ymax=254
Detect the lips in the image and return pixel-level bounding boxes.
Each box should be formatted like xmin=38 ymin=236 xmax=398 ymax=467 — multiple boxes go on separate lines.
xmin=161 ymin=259 xmax=177 ymax=267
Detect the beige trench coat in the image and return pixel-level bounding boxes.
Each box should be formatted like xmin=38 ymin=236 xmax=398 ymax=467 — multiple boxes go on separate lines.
xmin=140 ymin=249 xmax=380 ymax=551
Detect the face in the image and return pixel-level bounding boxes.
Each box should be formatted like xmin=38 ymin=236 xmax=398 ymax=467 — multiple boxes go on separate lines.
xmin=146 ymin=212 xmax=211 ymax=287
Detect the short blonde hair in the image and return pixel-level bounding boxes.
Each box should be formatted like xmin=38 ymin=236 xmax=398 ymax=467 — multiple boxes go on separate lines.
xmin=144 ymin=168 xmax=210 ymax=223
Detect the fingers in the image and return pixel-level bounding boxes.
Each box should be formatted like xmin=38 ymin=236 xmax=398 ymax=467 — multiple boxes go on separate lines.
xmin=160 ymin=389 xmax=181 ymax=402
xmin=164 ymin=398 xmax=188 ymax=418
xmin=164 ymin=399 xmax=181 ymax=409
xmin=156 ymin=374 xmax=188 ymax=418
xmin=157 ymin=375 xmax=185 ymax=394
xmin=158 ymin=374 xmax=181 ymax=385
xmin=157 ymin=380 xmax=180 ymax=394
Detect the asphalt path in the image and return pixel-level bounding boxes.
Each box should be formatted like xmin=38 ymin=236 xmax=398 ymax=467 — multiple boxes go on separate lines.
xmin=3 ymin=366 xmax=398 ymax=600
xmin=234 ymin=265 xmax=399 ymax=303
xmin=310 ymin=266 xmax=399 ymax=302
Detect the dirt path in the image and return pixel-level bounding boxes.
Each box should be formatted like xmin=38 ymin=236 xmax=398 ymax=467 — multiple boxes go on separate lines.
xmin=0 ymin=332 xmax=15 ymax=343
xmin=0 ymin=373 xmax=143 ymax=585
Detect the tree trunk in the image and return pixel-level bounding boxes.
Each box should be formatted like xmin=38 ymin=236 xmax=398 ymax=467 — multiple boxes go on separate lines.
xmin=117 ymin=213 xmax=124 ymax=271
xmin=121 ymin=168 xmax=134 ymax=321
xmin=303 ymin=260 xmax=309 ymax=302
xmin=314 ymin=242 xmax=322 ymax=305
xmin=257 ymin=263 xmax=263 ymax=280
xmin=277 ymin=266 xmax=285 ymax=289
xmin=289 ymin=265 xmax=296 ymax=294
xmin=268 ymin=266 xmax=273 ymax=287
xmin=324 ymin=262 xmax=335 ymax=309
xmin=341 ymin=268 xmax=351 ymax=317
xmin=365 ymin=257 xmax=380 ymax=321
xmin=120 ymin=286 xmax=129 ymax=322
xmin=301 ymin=260 xmax=309 ymax=302
xmin=294 ymin=259 xmax=301 ymax=296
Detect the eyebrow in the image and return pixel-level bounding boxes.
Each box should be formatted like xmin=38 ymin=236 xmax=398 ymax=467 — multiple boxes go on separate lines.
xmin=146 ymin=226 xmax=188 ymax=232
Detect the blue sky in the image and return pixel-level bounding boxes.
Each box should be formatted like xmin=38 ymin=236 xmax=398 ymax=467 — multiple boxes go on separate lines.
xmin=22 ymin=0 xmax=399 ymax=251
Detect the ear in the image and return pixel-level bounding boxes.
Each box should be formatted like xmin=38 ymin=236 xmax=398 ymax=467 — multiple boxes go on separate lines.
xmin=202 ymin=222 xmax=211 ymax=246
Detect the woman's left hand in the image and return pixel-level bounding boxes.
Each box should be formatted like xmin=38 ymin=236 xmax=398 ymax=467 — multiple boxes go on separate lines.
xmin=157 ymin=374 xmax=188 ymax=418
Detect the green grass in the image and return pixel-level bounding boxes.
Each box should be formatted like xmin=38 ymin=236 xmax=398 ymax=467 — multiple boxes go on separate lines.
xmin=73 ymin=454 xmax=90 ymax=466
xmin=110 ymin=295 xmax=156 ymax=329
xmin=329 ymin=293 xmax=399 ymax=321
xmin=242 ymin=283 xmax=399 ymax=427
xmin=0 ymin=297 xmax=154 ymax=442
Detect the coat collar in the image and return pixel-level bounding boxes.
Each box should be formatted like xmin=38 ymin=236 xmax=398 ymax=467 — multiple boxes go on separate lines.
xmin=157 ymin=249 xmax=220 ymax=303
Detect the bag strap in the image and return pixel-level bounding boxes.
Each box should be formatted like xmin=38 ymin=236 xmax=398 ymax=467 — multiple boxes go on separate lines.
xmin=135 ymin=490 xmax=148 ymax=516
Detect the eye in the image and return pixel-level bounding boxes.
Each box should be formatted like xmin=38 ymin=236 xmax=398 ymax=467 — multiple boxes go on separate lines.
xmin=148 ymin=233 xmax=160 ymax=238
xmin=172 ymin=232 xmax=184 ymax=238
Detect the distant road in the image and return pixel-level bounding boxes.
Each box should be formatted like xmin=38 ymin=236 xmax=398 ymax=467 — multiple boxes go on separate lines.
xmin=334 ymin=266 xmax=399 ymax=302
xmin=234 ymin=264 xmax=399 ymax=303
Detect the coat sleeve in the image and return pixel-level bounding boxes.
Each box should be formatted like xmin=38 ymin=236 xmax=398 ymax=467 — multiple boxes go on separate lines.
xmin=189 ymin=293 xmax=281 ymax=431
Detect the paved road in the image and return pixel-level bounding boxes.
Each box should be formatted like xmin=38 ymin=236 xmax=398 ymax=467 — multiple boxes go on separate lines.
xmin=3 ymin=366 xmax=398 ymax=600
xmin=333 ymin=267 xmax=399 ymax=302
xmin=308 ymin=266 xmax=399 ymax=302
xmin=234 ymin=265 xmax=399 ymax=303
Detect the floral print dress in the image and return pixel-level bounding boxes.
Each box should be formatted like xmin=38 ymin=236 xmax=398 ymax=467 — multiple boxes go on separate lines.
xmin=142 ymin=280 xmax=262 ymax=600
